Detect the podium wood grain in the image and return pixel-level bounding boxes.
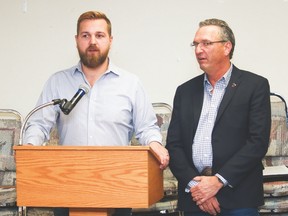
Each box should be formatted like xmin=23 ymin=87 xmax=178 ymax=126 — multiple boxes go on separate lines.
xmin=14 ymin=146 xmax=163 ymax=214
xmin=69 ymin=208 xmax=115 ymax=216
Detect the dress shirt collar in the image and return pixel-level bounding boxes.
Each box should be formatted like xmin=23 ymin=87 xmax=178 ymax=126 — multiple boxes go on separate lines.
xmin=73 ymin=59 xmax=122 ymax=77
xmin=204 ymin=63 xmax=233 ymax=88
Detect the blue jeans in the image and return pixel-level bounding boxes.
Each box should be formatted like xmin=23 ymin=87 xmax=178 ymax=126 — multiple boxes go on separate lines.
xmin=184 ymin=208 xmax=259 ymax=216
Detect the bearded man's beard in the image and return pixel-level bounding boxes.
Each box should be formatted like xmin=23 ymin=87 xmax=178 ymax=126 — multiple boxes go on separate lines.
xmin=78 ymin=46 xmax=109 ymax=68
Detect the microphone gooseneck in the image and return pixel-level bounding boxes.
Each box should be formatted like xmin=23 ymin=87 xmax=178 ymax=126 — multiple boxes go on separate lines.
xmin=19 ymin=84 xmax=89 ymax=145
xmin=19 ymin=100 xmax=63 ymax=145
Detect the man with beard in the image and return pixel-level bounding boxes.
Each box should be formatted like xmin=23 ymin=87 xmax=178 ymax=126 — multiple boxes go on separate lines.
xmin=23 ymin=11 xmax=169 ymax=216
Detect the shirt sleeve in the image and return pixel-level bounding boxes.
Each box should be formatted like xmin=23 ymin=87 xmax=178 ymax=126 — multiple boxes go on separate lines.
xmin=132 ymin=80 xmax=162 ymax=145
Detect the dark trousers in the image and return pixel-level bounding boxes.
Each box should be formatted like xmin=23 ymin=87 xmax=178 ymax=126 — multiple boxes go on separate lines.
xmin=184 ymin=207 xmax=259 ymax=216
xmin=53 ymin=208 xmax=132 ymax=216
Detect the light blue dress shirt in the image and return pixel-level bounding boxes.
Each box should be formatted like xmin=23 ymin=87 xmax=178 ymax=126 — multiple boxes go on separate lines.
xmin=192 ymin=66 xmax=232 ymax=173
xmin=185 ymin=64 xmax=233 ymax=192
xmin=24 ymin=61 xmax=162 ymax=146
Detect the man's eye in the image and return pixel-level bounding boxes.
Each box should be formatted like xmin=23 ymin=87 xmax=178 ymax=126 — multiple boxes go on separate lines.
xmin=203 ymin=42 xmax=211 ymax=46
xmin=96 ymin=34 xmax=105 ymax=39
xmin=81 ymin=34 xmax=90 ymax=39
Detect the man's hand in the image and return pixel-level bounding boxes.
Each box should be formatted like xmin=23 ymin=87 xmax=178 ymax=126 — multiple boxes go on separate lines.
xmin=149 ymin=141 xmax=169 ymax=169
xmin=198 ymin=196 xmax=220 ymax=216
xmin=191 ymin=176 xmax=223 ymax=205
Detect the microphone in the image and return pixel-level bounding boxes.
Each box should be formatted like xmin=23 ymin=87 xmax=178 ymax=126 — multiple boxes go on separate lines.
xmin=60 ymin=84 xmax=90 ymax=115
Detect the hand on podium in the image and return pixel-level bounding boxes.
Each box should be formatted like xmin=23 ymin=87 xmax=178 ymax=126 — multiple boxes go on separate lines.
xmin=149 ymin=141 xmax=169 ymax=170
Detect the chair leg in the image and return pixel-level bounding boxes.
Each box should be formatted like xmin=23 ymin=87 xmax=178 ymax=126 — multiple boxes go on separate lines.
xmin=18 ymin=206 xmax=27 ymax=216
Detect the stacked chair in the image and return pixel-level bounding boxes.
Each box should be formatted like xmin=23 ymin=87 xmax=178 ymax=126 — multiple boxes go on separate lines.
xmin=0 ymin=109 xmax=22 ymax=215
xmin=259 ymin=93 xmax=288 ymax=215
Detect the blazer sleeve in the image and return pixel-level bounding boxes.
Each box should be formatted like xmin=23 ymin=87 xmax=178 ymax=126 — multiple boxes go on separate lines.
xmin=215 ymin=75 xmax=271 ymax=187
xmin=166 ymin=86 xmax=199 ymax=186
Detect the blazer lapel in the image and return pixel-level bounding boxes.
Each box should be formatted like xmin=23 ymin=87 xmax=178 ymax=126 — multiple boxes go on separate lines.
xmin=215 ymin=66 xmax=242 ymax=124
xmin=192 ymin=75 xmax=205 ymax=133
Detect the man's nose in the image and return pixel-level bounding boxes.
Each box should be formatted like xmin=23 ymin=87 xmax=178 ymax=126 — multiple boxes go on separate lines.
xmin=195 ymin=44 xmax=203 ymax=54
xmin=90 ymin=35 xmax=98 ymax=45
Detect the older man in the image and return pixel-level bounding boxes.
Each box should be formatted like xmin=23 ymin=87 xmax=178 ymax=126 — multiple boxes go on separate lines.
xmin=166 ymin=18 xmax=271 ymax=216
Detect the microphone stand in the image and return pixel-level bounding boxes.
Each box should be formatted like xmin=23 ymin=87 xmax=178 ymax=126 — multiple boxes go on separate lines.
xmin=17 ymin=84 xmax=88 ymax=215
xmin=17 ymin=98 xmax=66 ymax=216
xmin=19 ymin=99 xmax=65 ymax=145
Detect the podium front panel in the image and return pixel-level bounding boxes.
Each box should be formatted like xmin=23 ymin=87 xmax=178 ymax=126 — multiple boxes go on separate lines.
xmin=14 ymin=146 xmax=163 ymax=208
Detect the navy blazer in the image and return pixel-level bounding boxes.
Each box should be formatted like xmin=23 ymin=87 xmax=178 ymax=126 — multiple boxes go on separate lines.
xmin=166 ymin=65 xmax=271 ymax=211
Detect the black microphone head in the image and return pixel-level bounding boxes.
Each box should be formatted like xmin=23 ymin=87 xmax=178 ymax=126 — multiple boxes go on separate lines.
xmin=59 ymin=84 xmax=90 ymax=115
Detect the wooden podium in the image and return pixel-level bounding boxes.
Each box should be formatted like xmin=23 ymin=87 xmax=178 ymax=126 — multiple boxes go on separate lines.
xmin=14 ymin=146 xmax=164 ymax=216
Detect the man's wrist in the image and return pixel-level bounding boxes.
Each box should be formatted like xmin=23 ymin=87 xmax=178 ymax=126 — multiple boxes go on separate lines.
xmin=185 ymin=180 xmax=198 ymax=193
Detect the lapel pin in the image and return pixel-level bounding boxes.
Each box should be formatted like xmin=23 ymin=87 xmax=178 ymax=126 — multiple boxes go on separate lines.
xmin=231 ymin=83 xmax=237 ymax=88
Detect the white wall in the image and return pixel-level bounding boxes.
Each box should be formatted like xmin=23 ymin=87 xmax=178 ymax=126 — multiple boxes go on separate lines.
xmin=1 ymin=0 xmax=288 ymax=117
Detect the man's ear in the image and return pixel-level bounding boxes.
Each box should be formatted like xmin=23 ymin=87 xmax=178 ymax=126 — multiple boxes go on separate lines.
xmin=224 ymin=41 xmax=232 ymax=57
